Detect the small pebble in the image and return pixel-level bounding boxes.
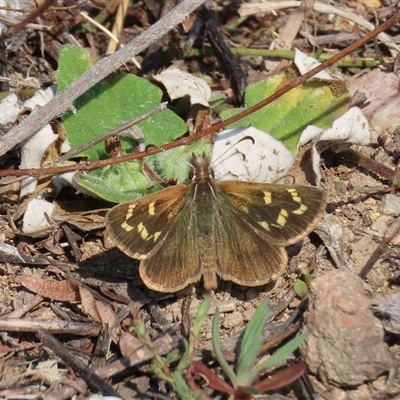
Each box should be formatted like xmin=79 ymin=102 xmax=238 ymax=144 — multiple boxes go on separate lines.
xmin=369 ymin=212 xmax=381 ymax=221
xmin=368 ymin=221 xmax=387 ymax=237
xmin=222 ymin=311 xmax=243 ymax=329
xmin=242 ymin=307 xmax=255 ymax=322
xmin=364 ymin=197 xmax=377 ymax=206
xmin=343 ymin=227 xmax=355 ymax=242
xmin=289 ymin=298 xmax=301 ymax=308
xmin=379 ymin=194 xmax=400 ymax=216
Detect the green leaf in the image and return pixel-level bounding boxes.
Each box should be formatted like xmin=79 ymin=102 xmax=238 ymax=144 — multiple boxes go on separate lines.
xmin=58 ymin=46 xmax=187 ymax=161
xmin=293 ymin=280 xmax=308 ymax=298
xmin=76 ymin=140 xmax=211 ymax=203
xmin=220 ymin=65 xmax=349 ymax=154
xmin=171 ymin=371 xmax=190 ymax=397
xmin=147 ymin=140 xmax=211 ymax=184
xmin=252 ymin=332 xmax=309 ymax=377
xmin=75 ymin=161 xmax=163 ymax=203
xmin=236 ymin=300 xmax=270 ymax=385
xmin=57 ymin=45 xmax=203 ymax=201
xmin=212 ymin=309 xmax=237 ymax=385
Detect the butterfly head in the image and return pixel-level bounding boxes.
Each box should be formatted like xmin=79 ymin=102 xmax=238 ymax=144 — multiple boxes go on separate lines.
xmin=189 ymin=152 xmax=215 ymax=182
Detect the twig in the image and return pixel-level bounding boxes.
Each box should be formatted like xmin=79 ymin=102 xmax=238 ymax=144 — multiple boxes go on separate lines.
xmin=0 ymin=14 xmax=51 ymax=31
xmin=359 ymin=218 xmax=400 ymax=279
xmin=38 ymin=329 xmax=119 ymax=397
xmin=337 ymin=149 xmax=400 ymax=185
xmin=0 ymin=318 xmax=101 ymax=335
xmin=184 ymin=47 xmax=391 ymax=68
xmin=239 ymin=1 xmax=399 ymax=56
xmin=7 ymin=0 xmax=55 ymax=36
xmin=0 ymin=0 xmax=206 ymax=157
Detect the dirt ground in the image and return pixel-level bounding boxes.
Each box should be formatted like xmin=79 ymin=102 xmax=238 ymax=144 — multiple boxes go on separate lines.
xmin=0 ymin=1 xmax=400 ymax=399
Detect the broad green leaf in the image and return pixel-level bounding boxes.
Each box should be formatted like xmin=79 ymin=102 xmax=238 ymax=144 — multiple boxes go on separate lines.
xmin=236 ymin=300 xmax=270 ymax=386
xmin=76 ymin=140 xmax=211 ymax=203
xmin=147 ymin=140 xmax=211 ymax=184
xmin=75 ymin=160 xmax=163 ymax=203
xmin=220 ymin=65 xmax=349 ymax=153
xmin=57 ymin=45 xmax=187 ymax=160
xmin=56 ymin=45 xmax=195 ymax=201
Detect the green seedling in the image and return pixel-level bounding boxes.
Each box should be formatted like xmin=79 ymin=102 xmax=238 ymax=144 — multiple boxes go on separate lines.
xmin=129 ymin=298 xmax=211 ymax=400
xmin=335 ymin=181 xmax=390 ymax=197
xmin=293 ymin=280 xmax=309 ymax=298
xmin=188 ymin=300 xmax=308 ymax=399
xmin=294 ymin=266 xmax=314 ymax=298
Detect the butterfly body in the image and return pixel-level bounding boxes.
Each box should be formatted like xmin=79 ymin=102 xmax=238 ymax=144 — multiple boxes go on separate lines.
xmin=106 ymin=153 xmax=327 ymax=292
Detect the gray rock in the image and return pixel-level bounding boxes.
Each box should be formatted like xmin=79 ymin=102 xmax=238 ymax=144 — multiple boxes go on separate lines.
xmin=300 ymin=270 xmax=393 ymax=387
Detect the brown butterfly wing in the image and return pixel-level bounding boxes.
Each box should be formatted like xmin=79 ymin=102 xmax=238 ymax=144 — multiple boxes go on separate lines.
xmin=140 ymin=183 xmax=290 ymax=291
xmin=218 ymin=181 xmax=327 ymax=246
xmin=212 ymin=188 xmax=287 ymax=286
xmin=107 ymin=177 xmax=326 ymax=292
xmin=106 ymin=185 xmax=187 ymax=259
xmin=139 ymin=190 xmax=203 ymax=292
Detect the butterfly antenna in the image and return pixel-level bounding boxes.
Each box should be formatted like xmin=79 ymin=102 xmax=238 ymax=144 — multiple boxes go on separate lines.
xmin=209 ymin=135 xmax=255 ymax=168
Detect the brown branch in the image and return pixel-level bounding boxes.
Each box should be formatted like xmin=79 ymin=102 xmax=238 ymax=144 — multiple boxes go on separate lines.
xmin=7 ymin=0 xmax=55 ymax=36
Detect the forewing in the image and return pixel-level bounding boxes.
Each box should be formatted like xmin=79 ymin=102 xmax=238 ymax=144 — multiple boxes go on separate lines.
xmin=218 ymin=181 xmax=327 ymax=246
xmin=106 ymin=185 xmax=187 ymax=259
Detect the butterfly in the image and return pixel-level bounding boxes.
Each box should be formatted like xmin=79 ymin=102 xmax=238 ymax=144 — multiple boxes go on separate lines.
xmin=105 ymin=152 xmax=327 ymax=292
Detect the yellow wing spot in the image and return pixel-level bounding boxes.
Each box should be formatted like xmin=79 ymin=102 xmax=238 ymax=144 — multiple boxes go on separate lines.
xmin=126 ymin=204 xmax=137 ymax=220
xmin=125 ymin=211 xmax=132 ymax=220
xmin=153 ymin=231 xmax=162 ymax=242
xmin=287 ymin=188 xmax=302 ymax=203
xmin=121 ymin=221 xmax=133 ymax=232
xmin=263 ymin=191 xmax=272 ymax=204
xmin=138 ymin=222 xmax=149 ymax=240
xmin=137 ymin=222 xmax=161 ymax=242
xmin=292 ymin=203 xmax=308 ymax=215
xmin=276 ymin=209 xmax=289 ymax=227
xmin=287 ymin=188 xmax=308 ymax=214
xmin=148 ymin=201 xmax=156 ymax=216
xmin=258 ymin=220 xmax=271 ymax=231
